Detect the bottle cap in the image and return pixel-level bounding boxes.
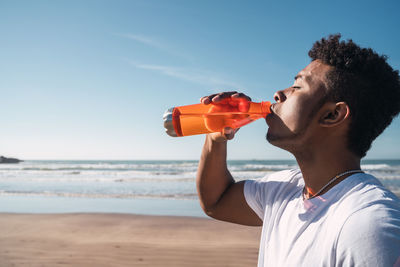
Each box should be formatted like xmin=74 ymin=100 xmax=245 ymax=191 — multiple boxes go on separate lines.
xmin=163 ymin=108 xmax=178 ymax=137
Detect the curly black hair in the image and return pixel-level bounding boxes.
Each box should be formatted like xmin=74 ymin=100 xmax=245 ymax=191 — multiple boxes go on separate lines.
xmin=309 ymin=34 xmax=400 ymax=158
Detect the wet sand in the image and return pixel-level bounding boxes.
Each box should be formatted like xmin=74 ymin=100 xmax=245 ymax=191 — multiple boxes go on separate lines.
xmin=0 ymin=213 xmax=261 ymax=266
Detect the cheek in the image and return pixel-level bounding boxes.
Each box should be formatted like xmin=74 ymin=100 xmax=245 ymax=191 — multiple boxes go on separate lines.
xmin=280 ymin=98 xmax=315 ymax=132
xmin=280 ymin=102 xmax=304 ymax=130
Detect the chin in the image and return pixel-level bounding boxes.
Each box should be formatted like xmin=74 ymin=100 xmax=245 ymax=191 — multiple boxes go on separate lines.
xmin=266 ymin=131 xmax=280 ymax=144
xmin=266 ymin=131 xmax=300 ymax=152
xmin=266 ymin=127 xmax=283 ymax=141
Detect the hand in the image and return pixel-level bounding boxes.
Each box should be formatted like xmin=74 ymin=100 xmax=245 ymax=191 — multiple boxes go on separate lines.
xmin=200 ymin=91 xmax=252 ymax=142
xmin=200 ymin=91 xmax=252 ymax=105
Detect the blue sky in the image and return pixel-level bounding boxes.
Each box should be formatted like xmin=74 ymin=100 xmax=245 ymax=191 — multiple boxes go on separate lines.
xmin=1 ymin=0 xmax=399 ymax=160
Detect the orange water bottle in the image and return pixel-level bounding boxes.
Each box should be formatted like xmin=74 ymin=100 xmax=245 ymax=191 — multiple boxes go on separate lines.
xmin=163 ymin=98 xmax=271 ymax=137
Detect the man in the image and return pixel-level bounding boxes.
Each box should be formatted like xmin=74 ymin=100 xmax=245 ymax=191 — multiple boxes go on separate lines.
xmin=196 ymin=34 xmax=400 ymax=266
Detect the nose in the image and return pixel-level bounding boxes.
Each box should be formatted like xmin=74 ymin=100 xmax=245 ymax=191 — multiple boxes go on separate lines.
xmin=273 ymin=90 xmax=287 ymax=103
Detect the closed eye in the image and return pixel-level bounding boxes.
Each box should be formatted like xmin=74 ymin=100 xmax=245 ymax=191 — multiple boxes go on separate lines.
xmin=292 ymin=86 xmax=301 ymax=89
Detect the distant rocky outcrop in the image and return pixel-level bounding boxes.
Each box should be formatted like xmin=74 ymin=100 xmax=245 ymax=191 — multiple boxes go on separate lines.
xmin=0 ymin=156 xmax=22 ymax=163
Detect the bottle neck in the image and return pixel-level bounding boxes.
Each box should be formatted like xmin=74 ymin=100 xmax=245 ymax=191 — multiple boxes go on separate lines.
xmin=260 ymin=101 xmax=271 ymax=116
xmin=248 ymin=101 xmax=271 ymax=117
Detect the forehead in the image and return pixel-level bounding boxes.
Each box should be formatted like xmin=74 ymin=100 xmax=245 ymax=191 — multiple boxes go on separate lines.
xmin=296 ymin=60 xmax=332 ymax=87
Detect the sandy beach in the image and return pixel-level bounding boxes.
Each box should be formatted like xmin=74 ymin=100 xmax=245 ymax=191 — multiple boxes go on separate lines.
xmin=0 ymin=213 xmax=261 ymax=266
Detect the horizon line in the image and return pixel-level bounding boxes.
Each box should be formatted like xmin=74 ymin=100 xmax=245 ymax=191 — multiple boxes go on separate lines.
xmin=6 ymin=158 xmax=400 ymax=161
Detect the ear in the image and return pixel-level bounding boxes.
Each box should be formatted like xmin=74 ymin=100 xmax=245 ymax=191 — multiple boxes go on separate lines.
xmin=319 ymin=102 xmax=350 ymax=127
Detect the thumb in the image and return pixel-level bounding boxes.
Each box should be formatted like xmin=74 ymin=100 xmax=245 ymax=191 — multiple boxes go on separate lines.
xmin=223 ymin=127 xmax=239 ymax=140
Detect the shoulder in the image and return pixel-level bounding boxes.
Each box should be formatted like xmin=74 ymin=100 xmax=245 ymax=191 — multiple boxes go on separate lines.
xmin=336 ymin=204 xmax=400 ymax=266
xmin=338 ymin=172 xmax=400 ymax=213
xmin=335 ymin=173 xmax=400 ymax=265
xmin=336 ymin=173 xmax=400 ymax=228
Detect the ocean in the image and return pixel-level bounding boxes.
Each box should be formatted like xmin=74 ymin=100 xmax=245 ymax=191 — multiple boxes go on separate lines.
xmin=0 ymin=159 xmax=399 ymax=217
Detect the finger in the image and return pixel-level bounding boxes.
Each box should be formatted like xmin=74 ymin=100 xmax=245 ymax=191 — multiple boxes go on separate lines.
xmin=212 ymin=91 xmax=238 ymax=103
xmin=201 ymin=94 xmax=219 ymax=104
xmin=223 ymin=127 xmax=236 ymax=140
xmin=200 ymin=96 xmax=211 ymax=104
xmin=231 ymin=92 xmax=252 ymax=101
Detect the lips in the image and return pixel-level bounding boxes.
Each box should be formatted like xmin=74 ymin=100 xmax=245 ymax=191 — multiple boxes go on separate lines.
xmin=266 ymin=103 xmax=277 ymax=125
xmin=270 ymin=103 xmax=276 ymax=114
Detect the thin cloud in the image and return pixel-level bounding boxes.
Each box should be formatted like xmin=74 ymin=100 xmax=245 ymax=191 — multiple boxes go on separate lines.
xmin=116 ymin=33 xmax=193 ymax=61
xmin=116 ymin=33 xmax=165 ymax=50
xmin=128 ymin=61 xmax=243 ymax=90
xmin=118 ymin=33 xmax=243 ymax=89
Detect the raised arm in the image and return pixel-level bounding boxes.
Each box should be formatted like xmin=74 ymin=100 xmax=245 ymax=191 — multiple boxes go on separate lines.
xmin=196 ymin=92 xmax=262 ymax=226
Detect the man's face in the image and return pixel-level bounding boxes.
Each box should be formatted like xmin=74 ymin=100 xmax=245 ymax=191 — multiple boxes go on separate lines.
xmin=266 ymin=60 xmax=332 ymax=151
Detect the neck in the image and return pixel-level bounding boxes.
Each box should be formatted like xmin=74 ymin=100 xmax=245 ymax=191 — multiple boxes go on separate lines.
xmin=294 ymin=147 xmax=361 ymax=199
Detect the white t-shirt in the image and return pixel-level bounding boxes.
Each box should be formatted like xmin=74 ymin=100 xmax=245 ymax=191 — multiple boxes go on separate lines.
xmin=244 ymin=169 xmax=400 ymax=267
